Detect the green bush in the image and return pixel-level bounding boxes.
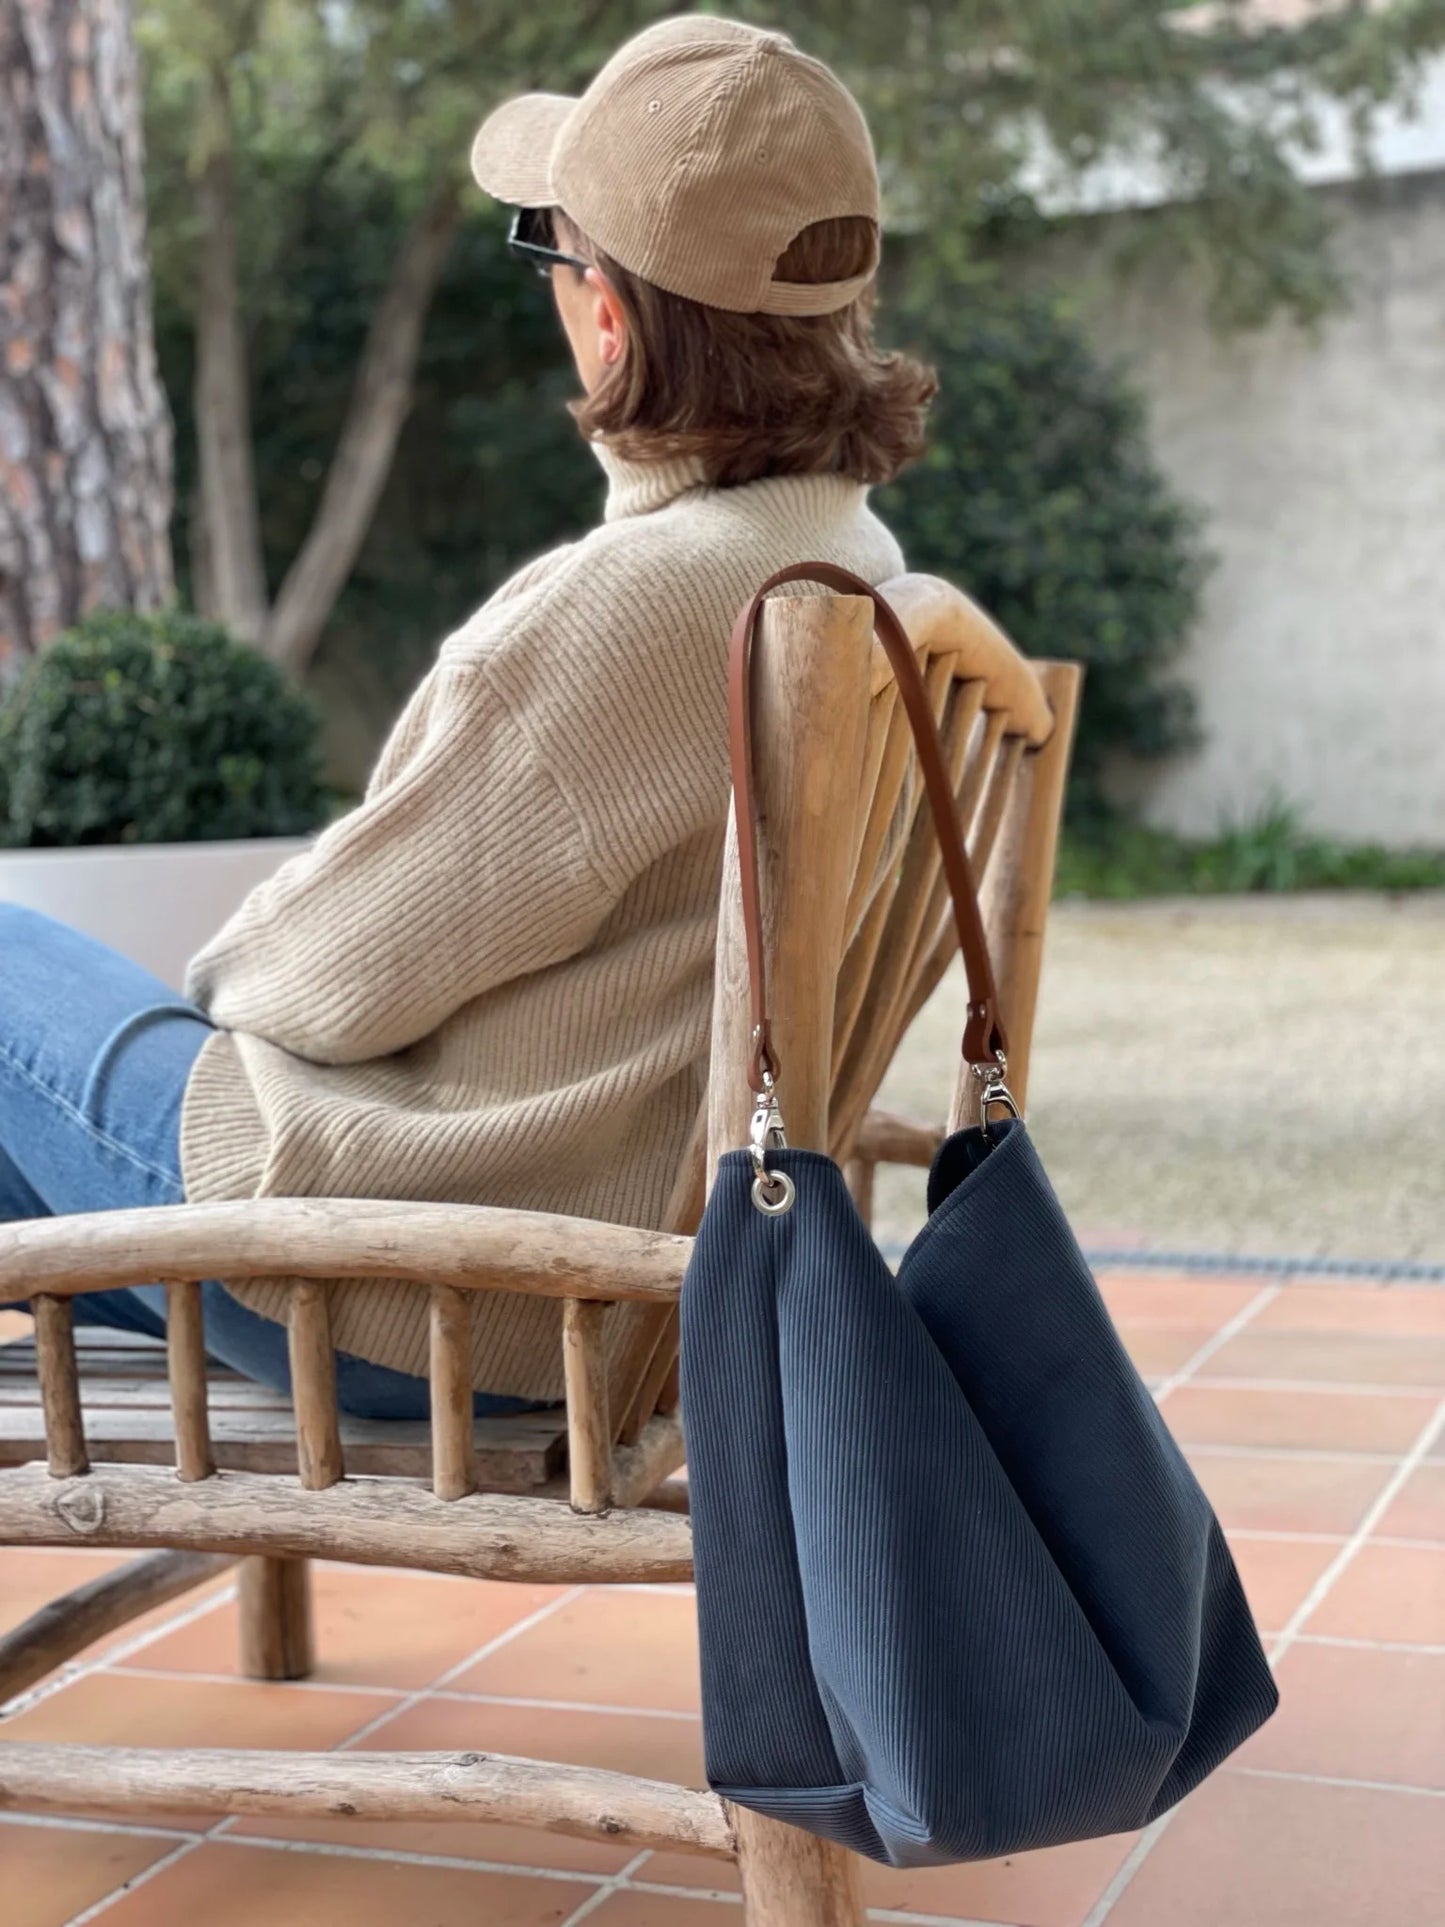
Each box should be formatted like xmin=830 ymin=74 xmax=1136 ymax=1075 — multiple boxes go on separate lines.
xmin=1055 ymin=801 xmax=1445 ymax=899
xmin=880 ymin=275 xmax=1208 ymax=820
xmin=0 ymin=609 xmax=329 ymax=848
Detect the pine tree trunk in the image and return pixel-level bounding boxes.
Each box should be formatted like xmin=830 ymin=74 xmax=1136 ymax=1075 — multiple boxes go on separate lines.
xmin=0 ymin=0 xmax=174 ymax=664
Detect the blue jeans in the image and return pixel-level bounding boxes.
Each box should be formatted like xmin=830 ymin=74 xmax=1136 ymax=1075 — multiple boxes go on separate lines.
xmin=0 ymin=905 xmax=535 ymax=1422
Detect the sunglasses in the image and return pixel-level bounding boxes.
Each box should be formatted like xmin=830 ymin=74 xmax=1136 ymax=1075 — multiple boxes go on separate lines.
xmin=507 ymin=207 xmax=591 ymax=280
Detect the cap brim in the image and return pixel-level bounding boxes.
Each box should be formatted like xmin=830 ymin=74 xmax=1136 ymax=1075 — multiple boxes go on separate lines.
xmin=469 ymin=92 xmax=576 ymax=207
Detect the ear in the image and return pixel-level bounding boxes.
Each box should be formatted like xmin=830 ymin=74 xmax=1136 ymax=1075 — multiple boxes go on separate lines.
xmin=587 ymin=267 xmax=627 ymax=368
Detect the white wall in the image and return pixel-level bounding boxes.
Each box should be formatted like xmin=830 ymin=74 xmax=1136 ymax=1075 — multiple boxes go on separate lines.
xmin=1052 ymin=171 xmax=1445 ymax=847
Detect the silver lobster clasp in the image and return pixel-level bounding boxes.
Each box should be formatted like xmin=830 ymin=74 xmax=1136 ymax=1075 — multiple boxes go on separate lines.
xmin=968 ymin=1053 xmax=1022 ymax=1133
xmin=748 ymin=1073 xmax=796 ymax=1216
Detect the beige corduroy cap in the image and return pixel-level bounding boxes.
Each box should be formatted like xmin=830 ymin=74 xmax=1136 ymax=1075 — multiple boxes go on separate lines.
xmin=469 ymin=14 xmax=880 ymax=316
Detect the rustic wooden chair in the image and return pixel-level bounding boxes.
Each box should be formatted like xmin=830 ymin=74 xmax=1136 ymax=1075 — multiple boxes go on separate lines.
xmin=0 ymin=575 xmax=1079 ymax=1924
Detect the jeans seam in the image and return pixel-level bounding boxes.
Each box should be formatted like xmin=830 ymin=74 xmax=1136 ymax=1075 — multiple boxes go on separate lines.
xmin=81 ymin=1003 xmax=207 ymax=1118
xmin=0 ymin=1031 xmax=183 ymax=1194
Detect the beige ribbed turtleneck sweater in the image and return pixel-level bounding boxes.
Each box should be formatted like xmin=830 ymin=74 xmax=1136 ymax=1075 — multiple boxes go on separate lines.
xmin=182 ymin=444 xmax=904 ymax=1395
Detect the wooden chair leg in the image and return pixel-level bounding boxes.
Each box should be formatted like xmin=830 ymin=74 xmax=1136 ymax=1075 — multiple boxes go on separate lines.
xmin=237 ymin=1555 xmax=313 ymax=1680
xmin=731 ymin=1806 xmax=866 ymax=1926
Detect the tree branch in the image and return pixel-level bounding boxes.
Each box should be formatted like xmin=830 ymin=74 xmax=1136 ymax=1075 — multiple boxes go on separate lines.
xmin=261 ymin=180 xmax=462 ymax=673
xmin=193 ymin=62 xmax=270 ymax=643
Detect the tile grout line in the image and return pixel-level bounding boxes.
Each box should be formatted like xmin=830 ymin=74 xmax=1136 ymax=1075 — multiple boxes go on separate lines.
xmin=1183 ymin=1441 xmax=1402 ymax=1462
xmin=428 ymin=1685 xmax=698 ymax=1720
xmin=555 ymin=1848 xmax=658 ymax=1926
xmin=847 ymin=1906 xmax=1009 ymax=1926
xmin=103 ymin=1667 xmax=704 ymax=1720
xmin=0 ymin=1811 xmax=195 ymax=1845
xmin=1074 ymin=1808 xmax=1176 ymax=1927
xmin=611 ymin=1871 xmax=744 ymax=1906
xmin=1234 ymin=1766 xmax=1445 ymax=1799
xmin=4 ymin=1808 xmax=592 ymax=1881
xmin=62 ymin=1834 xmax=209 ymax=1927
xmin=1294 ymin=1632 xmax=1445 ymax=1655
xmin=1187 ymin=1375 xmax=1445 ymax=1397
xmin=58 ymin=1826 xmax=602 ymax=1927
xmin=1266 ymin=1397 xmax=1445 ymax=1665
xmin=1213 ymin=1527 xmax=1347 ymax=1544
xmin=1149 ymin=1281 xmax=1285 ymax=1405
xmin=105 ymin=1663 xmax=408 ymax=1698
xmin=1085 ymin=1390 xmax=1445 ymax=1927
xmin=1226 ymin=1530 xmax=1442 ymax=1550
xmin=197 ymin=1827 xmax=605 ymax=1887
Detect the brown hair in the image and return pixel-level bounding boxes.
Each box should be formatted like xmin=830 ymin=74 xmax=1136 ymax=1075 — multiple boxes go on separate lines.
xmin=558 ymin=214 xmax=936 ymax=488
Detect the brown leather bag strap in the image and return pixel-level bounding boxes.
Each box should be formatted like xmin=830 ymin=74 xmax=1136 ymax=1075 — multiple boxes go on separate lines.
xmin=728 ymin=562 xmax=1008 ymax=1093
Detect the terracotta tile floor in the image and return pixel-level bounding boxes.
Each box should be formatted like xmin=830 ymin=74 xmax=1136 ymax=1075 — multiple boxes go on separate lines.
xmin=2 ymin=1269 xmax=1442 ymax=1926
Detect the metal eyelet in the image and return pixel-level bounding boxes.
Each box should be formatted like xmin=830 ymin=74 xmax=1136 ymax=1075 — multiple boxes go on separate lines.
xmin=751 ymin=1168 xmax=796 ymax=1216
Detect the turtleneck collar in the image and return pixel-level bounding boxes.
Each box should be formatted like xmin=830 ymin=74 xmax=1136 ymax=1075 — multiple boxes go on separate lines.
xmin=590 ymin=440 xmax=713 ymax=522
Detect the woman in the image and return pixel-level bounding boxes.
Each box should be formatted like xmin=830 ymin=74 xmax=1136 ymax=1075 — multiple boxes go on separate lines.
xmin=0 ymin=16 xmax=933 ymax=1416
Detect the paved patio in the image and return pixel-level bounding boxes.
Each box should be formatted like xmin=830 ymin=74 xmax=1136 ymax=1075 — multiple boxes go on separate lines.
xmin=2 ymin=895 xmax=1443 ymax=1923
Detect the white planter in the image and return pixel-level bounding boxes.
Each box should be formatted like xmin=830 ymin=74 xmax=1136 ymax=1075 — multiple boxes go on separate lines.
xmin=0 ymin=837 xmax=310 ymax=991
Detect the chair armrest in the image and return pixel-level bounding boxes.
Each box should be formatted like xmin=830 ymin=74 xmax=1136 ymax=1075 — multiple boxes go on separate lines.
xmin=0 ymin=1199 xmax=690 ymax=1306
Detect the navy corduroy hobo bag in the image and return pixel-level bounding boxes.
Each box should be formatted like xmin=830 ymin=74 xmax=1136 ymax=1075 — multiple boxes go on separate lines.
xmin=680 ymin=565 xmax=1277 ymax=1868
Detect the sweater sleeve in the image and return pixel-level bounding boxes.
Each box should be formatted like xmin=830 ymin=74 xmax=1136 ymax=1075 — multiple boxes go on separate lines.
xmin=185 ymin=661 xmax=613 ymax=1064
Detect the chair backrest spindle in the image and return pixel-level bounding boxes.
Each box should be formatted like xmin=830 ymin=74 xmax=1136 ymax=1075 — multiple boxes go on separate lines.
xmin=968 ymin=733 xmax=1027 ymax=877
xmin=165 ymin=1281 xmax=214 ymax=1481
xmin=842 ymin=686 xmax=902 ymax=936
xmin=958 ymin=708 xmax=1010 ymax=833
xmin=286 ymin=1280 xmax=345 ymax=1488
xmin=562 ymin=1298 xmax=613 ymax=1512
xmin=895 ymin=685 xmax=987 ymax=992
xmin=428 ymin=1283 xmax=477 ymax=1500
xmin=32 ymin=1294 xmax=88 ymax=1479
